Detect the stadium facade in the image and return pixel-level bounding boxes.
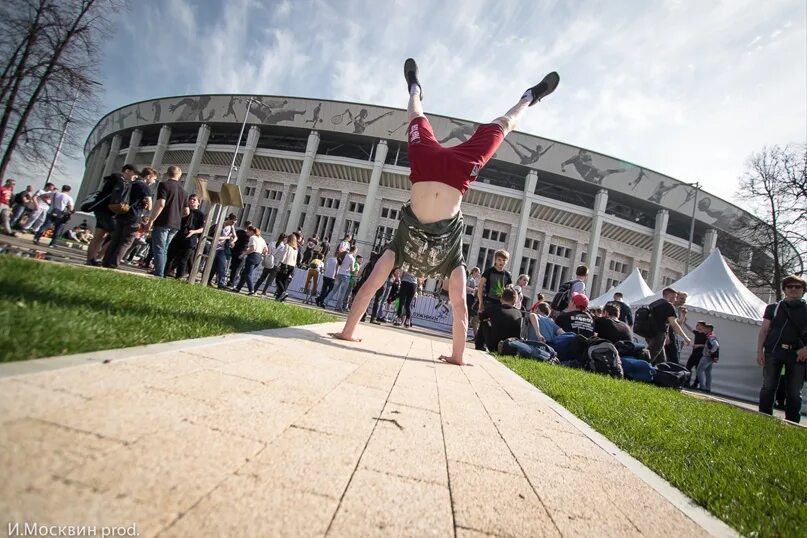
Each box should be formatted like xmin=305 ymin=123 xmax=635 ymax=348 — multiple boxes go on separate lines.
xmin=78 ymin=94 xmax=757 ymax=299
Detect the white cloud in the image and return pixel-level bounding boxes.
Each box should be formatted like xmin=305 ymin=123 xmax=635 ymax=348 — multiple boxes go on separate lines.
xmin=20 ymin=0 xmax=803 ymax=211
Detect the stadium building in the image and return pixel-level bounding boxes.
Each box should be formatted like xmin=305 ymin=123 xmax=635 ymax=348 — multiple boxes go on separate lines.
xmin=78 ymin=94 xmax=759 ymax=299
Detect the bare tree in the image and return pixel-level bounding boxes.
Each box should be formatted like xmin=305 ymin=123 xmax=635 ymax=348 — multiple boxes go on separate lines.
xmin=734 ymin=145 xmax=807 ymax=300
xmin=0 ymin=0 xmax=123 ymax=182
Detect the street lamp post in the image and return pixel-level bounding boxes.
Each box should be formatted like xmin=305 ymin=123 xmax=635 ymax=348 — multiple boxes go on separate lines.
xmin=45 ymin=79 xmax=102 ymax=187
xmin=685 ymin=181 xmax=701 ymax=274
xmin=196 ymin=97 xmax=256 ymax=286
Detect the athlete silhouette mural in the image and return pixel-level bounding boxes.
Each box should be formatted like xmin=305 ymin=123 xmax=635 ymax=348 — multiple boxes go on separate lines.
xmin=561 ymin=149 xmax=625 ymax=185
xmin=648 ymin=180 xmax=679 ymax=204
xmin=169 ymin=96 xmax=215 ymax=122
xmin=505 ymin=139 xmax=554 ymax=165
xmin=439 ymin=118 xmax=477 ymax=144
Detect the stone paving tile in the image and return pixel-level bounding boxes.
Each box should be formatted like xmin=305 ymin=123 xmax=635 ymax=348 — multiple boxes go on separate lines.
xmin=2 ymin=478 xmax=175 ymax=538
xmin=244 ymin=425 xmax=366 ymax=499
xmin=10 ymin=361 xmax=176 ymax=400
xmin=123 ymin=350 xmax=226 ymax=376
xmin=0 ymin=323 xmax=718 ymax=537
xmin=359 ymin=403 xmax=447 ymax=486
xmin=292 ymin=381 xmax=390 ymax=438
xmin=29 ymin=387 xmax=216 ymax=443
xmin=448 ymin=460 xmax=560 ymax=538
xmin=65 ymin=421 xmax=262 ymax=515
xmin=328 ymin=468 xmax=453 ymax=538
xmin=0 ymin=379 xmax=87 ymax=424
xmin=0 ymin=418 xmax=124 ymax=497
xmin=161 ymin=474 xmax=339 ymax=538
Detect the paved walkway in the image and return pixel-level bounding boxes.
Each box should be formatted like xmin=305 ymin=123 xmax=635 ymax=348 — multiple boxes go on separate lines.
xmin=0 ymin=323 xmax=731 ymax=537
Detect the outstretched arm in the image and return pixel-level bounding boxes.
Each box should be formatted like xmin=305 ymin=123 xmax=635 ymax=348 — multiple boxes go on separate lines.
xmin=365 ymin=111 xmax=394 ymax=126
xmin=539 ymin=143 xmax=555 ymax=157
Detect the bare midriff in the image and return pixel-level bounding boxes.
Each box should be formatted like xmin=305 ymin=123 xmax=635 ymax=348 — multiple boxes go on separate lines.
xmin=410 ymin=181 xmax=463 ymax=224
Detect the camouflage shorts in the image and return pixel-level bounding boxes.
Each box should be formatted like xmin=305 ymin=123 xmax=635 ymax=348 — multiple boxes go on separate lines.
xmin=384 ymin=203 xmax=465 ymax=279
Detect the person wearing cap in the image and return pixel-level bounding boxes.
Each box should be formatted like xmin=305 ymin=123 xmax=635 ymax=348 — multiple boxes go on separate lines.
xmin=646 ymin=287 xmax=691 ymax=365
xmin=757 ymin=274 xmax=807 ymax=423
xmin=555 ymin=292 xmax=595 ymax=339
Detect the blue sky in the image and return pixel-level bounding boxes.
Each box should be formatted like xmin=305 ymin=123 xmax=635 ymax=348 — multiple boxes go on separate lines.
xmin=14 ymin=0 xmax=805 ymax=210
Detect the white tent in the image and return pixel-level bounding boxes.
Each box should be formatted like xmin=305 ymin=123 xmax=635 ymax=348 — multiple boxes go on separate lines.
xmin=633 ymin=249 xmax=790 ymax=409
xmin=590 ymin=268 xmax=654 ymax=308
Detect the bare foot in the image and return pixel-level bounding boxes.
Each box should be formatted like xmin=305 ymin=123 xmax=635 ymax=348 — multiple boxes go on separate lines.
xmin=329 ymin=332 xmax=362 ymax=342
xmin=438 ymin=354 xmax=469 ymax=366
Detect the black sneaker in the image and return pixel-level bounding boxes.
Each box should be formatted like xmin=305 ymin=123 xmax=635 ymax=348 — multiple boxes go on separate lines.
xmin=525 ymin=72 xmax=560 ymax=105
xmin=404 ymin=58 xmax=422 ymax=100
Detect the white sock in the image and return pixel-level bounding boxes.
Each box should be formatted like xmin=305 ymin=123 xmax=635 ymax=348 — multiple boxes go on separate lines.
xmin=520 ymin=90 xmax=533 ymax=103
xmin=410 ymin=84 xmax=421 ymax=97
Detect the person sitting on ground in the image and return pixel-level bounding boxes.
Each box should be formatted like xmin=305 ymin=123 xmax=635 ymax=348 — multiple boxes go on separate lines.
xmin=479 ymin=288 xmax=523 ymax=352
xmin=63 ymin=226 xmax=81 ymax=242
xmin=696 ymin=324 xmax=719 ymax=392
xmin=330 ymin=57 xmax=559 ymax=365
xmin=556 ymin=293 xmax=595 ymax=339
xmin=609 ymin=291 xmax=633 ymax=327
xmin=594 ymin=303 xmax=633 ymax=344
xmin=527 ymin=302 xmax=565 ymax=343
xmin=529 ymin=293 xmax=545 ymax=314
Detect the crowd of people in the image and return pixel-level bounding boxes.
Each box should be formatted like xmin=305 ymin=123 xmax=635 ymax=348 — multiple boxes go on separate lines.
xmin=1 ymin=178 xmax=80 ymax=245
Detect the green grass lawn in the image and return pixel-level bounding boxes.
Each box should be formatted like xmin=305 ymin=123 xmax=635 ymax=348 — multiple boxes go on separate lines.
xmin=499 ymin=356 xmax=807 ymax=537
xmin=0 ymin=256 xmax=338 ymax=362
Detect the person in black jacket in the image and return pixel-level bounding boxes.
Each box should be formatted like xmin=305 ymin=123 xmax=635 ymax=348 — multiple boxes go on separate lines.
xmin=757 ymin=275 xmax=807 ymax=423
xmin=227 ymin=220 xmax=252 ymax=287
xmin=103 ymin=168 xmax=156 ymax=268
xmin=479 ymin=288 xmax=523 ymax=352
xmin=87 ymin=164 xmax=137 ymax=266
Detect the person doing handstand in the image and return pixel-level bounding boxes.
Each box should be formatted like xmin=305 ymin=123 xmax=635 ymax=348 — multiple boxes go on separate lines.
xmin=330 ymin=58 xmax=559 ymax=364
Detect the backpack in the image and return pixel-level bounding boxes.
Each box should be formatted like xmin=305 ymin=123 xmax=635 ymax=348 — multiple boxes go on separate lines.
xmin=549 ymin=280 xmax=576 ymax=312
xmin=615 ymin=340 xmax=651 ymax=362
xmin=633 ymin=300 xmax=662 ymax=338
xmin=582 ymin=338 xmax=624 ymax=378
xmin=705 ymin=335 xmax=720 ymax=360
xmin=548 ymin=332 xmax=587 ymax=362
xmin=80 ymin=189 xmax=111 ymax=212
xmin=107 ymin=178 xmax=132 ymax=215
xmin=621 ymin=356 xmax=656 ymax=383
xmin=652 ymin=362 xmax=689 ymax=389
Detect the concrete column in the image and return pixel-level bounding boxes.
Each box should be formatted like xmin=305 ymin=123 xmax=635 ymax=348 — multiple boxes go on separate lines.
xmin=649 ymin=209 xmax=669 ymax=290
xmin=272 ymin=183 xmax=293 ymax=236
xmin=511 ymin=171 xmax=538 ymax=275
xmin=184 ymin=124 xmax=211 ymax=193
xmin=738 ymin=248 xmax=753 ymax=284
xmin=467 ymin=217 xmax=486 ymax=269
xmin=357 ymin=140 xmax=389 ymax=244
xmin=235 ymin=125 xmax=261 ymax=190
xmin=151 ymin=125 xmax=172 ymax=170
xmin=333 ymin=190 xmax=351 ymax=239
xmin=101 ymin=134 xmax=122 ymax=177
xmin=595 ymin=248 xmax=611 ymax=297
xmin=78 ymin=145 xmax=104 ymax=201
xmin=302 ymin=187 xmax=320 ymax=234
xmin=123 ymin=129 xmax=142 ymax=166
xmin=585 ymin=188 xmax=608 ymax=291
xmin=703 ymin=228 xmax=718 ymax=255
xmin=89 ymin=140 xmax=111 ymax=192
xmin=286 ymin=131 xmax=320 ymax=235
xmin=534 ymin=232 xmax=553 ymax=292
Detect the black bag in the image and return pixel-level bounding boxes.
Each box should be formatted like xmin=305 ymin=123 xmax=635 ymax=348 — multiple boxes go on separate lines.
xmin=633 ymin=303 xmax=657 ymax=338
xmin=653 ymin=362 xmax=689 ymax=389
xmin=107 ymin=178 xmax=132 ymax=215
xmin=582 ymin=338 xmax=624 ymax=378
xmin=550 ymin=280 xmax=576 ymax=312
xmin=80 ymin=189 xmax=111 ymax=212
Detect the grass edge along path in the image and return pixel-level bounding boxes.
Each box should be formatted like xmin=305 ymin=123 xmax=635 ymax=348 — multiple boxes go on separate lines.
xmin=498 ymin=355 xmax=807 ymax=538
xmin=0 ymin=256 xmax=338 ymax=363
